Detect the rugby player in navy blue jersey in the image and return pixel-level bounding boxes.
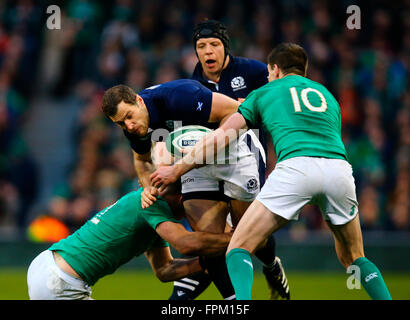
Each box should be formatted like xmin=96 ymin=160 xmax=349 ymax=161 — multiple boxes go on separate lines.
xmin=167 ymin=20 xmax=288 ymax=300
xmin=101 ymin=78 xmax=287 ymax=300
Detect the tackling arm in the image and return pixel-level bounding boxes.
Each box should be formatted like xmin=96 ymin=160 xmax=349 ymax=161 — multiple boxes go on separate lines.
xmin=145 ymin=246 xmax=201 ymax=282
xmin=133 ymin=149 xmax=159 ymax=208
xmin=155 ymin=221 xmax=232 ymax=256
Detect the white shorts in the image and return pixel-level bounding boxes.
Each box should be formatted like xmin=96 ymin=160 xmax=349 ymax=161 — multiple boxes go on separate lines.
xmin=256 ymin=157 xmax=359 ymax=225
xmin=27 ymin=250 xmax=92 ymax=300
xmin=181 ymin=130 xmax=265 ymax=202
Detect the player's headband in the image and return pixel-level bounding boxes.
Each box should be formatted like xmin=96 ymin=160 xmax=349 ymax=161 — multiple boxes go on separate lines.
xmin=193 ymin=20 xmax=230 ymax=53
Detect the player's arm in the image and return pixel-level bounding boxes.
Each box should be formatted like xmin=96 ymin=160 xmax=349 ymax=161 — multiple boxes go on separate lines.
xmin=155 ymin=221 xmax=232 ymax=256
xmin=177 ymin=111 xmax=248 ymax=172
xmin=133 ymin=149 xmax=159 ymax=208
xmin=150 ymin=112 xmax=248 ymax=190
xmin=133 ymin=149 xmax=154 ymax=187
xmin=208 ymin=92 xmax=240 ymax=124
xmin=145 ymin=246 xmax=201 ymax=282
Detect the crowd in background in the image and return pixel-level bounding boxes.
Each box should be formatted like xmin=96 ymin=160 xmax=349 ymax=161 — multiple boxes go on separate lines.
xmin=0 ymin=0 xmax=408 ymax=240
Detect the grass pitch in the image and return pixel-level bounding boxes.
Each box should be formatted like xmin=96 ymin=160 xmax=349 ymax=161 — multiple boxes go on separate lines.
xmin=2 ymin=268 xmax=409 ymax=300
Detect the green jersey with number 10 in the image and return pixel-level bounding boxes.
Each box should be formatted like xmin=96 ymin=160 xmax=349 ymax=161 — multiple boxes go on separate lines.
xmin=238 ymin=75 xmax=347 ymax=163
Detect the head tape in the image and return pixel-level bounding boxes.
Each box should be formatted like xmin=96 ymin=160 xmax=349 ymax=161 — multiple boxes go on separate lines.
xmin=193 ymin=20 xmax=230 ymax=56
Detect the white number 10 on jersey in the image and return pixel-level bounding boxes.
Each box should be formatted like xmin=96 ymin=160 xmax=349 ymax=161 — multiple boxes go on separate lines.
xmin=289 ymin=87 xmax=327 ymax=112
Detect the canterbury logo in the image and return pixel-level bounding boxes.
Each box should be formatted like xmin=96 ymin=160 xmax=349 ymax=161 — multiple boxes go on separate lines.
xmin=365 ymin=272 xmax=378 ymax=283
xmin=197 ymin=102 xmax=203 ymax=111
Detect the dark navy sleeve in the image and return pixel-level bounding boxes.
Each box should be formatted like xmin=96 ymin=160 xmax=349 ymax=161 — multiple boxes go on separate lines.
xmin=165 ymin=80 xmax=213 ymax=125
xmin=123 ymin=130 xmax=152 ymax=154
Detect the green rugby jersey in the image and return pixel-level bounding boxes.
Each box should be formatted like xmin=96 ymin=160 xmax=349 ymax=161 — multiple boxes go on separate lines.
xmin=49 ymin=188 xmax=180 ymax=286
xmin=238 ymin=75 xmax=347 ymax=163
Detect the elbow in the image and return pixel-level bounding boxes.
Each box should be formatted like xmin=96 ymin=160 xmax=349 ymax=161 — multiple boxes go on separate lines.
xmin=154 ymin=268 xmax=171 ymax=283
xmin=156 ymin=273 xmax=168 ymax=283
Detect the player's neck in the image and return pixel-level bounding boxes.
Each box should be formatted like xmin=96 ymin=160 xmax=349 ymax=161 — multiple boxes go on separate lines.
xmin=203 ymin=55 xmax=230 ymax=83
xmin=280 ymin=72 xmax=304 ymax=79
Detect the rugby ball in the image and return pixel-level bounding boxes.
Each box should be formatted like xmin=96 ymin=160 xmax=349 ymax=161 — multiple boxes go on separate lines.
xmin=166 ymin=125 xmax=213 ymax=158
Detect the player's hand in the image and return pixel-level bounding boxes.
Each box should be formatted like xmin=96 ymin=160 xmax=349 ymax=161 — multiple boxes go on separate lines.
xmin=150 ymin=166 xmax=178 ymax=192
xmin=141 ymin=186 xmax=159 ymax=209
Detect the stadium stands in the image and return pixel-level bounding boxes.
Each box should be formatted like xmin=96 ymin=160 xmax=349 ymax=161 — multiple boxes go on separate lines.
xmin=0 ymin=0 xmax=408 ymax=240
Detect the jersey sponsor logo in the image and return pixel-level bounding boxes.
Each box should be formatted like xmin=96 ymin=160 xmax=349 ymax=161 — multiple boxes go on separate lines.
xmin=246 ymin=178 xmax=258 ymax=192
xmin=197 ymin=101 xmax=203 ymax=111
xmin=231 ymin=76 xmax=247 ymax=91
xmin=181 ymin=139 xmax=197 ymax=147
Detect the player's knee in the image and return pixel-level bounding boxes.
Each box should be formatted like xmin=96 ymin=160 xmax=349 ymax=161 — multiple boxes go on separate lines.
xmin=337 ymin=252 xmax=364 ymax=269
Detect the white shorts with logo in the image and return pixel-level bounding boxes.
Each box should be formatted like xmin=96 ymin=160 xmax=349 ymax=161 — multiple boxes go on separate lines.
xmin=27 ymin=250 xmax=92 ymax=300
xmin=256 ymin=157 xmax=359 ymax=225
xmin=181 ymin=130 xmax=265 ymax=202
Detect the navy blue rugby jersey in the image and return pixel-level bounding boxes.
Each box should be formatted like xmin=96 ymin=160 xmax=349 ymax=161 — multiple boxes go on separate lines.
xmin=191 ymin=55 xmax=268 ymax=100
xmin=124 ymin=79 xmax=213 ymax=154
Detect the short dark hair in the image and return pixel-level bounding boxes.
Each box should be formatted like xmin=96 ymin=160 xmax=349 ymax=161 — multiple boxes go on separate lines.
xmin=101 ymin=84 xmax=137 ymax=118
xmin=267 ymin=43 xmax=308 ymax=76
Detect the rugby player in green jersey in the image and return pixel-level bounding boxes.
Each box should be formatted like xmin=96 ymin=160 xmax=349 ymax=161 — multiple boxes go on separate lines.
xmin=27 ymin=183 xmax=231 ymax=300
xmin=150 ymin=43 xmax=392 ymax=300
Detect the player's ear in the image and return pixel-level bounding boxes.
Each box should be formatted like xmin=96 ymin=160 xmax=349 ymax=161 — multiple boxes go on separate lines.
xmin=273 ymin=64 xmax=280 ymax=75
xmin=136 ymin=94 xmax=144 ymax=107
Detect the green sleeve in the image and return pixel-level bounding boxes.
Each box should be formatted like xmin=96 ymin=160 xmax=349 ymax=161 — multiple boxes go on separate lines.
xmin=141 ymin=197 xmax=181 ymax=230
xmin=141 ymin=197 xmax=181 ymax=249
xmin=238 ymin=90 xmax=259 ymax=128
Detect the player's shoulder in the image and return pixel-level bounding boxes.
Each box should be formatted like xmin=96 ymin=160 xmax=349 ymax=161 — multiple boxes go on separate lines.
xmin=118 ymin=189 xmax=143 ymax=211
xmin=123 ymin=189 xmax=171 ymax=220
xmin=165 ymin=79 xmax=208 ymax=97
xmin=232 ymin=56 xmax=266 ymax=68
xmin=267 ymin=75 xmax=309 ymax=91
xmin=280 ymin=75 xmax=324 ymax=90
xmin=232 ymin=56 xmax=267 ymax=73
xmin=164 ymin=79 xmax=202 ymax=88
xmin=140 ymin=79 xmax=203 ymax=94
xmin=295 ymin=76 xmax=336 ymax=99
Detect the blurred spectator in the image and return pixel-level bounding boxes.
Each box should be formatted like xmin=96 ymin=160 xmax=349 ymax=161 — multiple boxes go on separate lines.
xmin=26 ymin=196 xmax=71 ymax=243
xmin=0 ymin=0 xmax=408 ymax=237
xmin=27 ymin=215 xmax=70 ymax=243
